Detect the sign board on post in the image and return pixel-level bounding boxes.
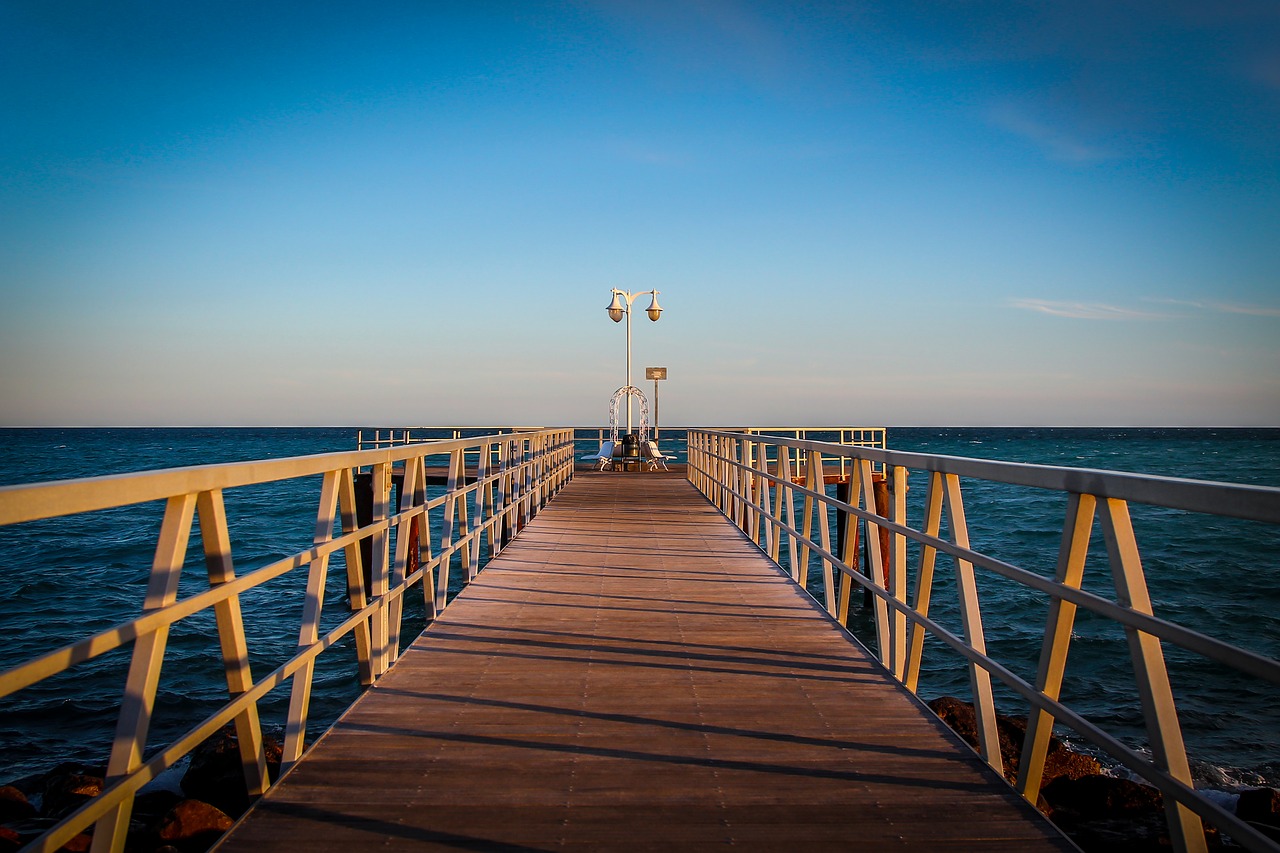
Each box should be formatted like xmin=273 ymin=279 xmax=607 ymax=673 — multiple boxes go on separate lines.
xmin=645 ymin=368 xmax=667 ymax=437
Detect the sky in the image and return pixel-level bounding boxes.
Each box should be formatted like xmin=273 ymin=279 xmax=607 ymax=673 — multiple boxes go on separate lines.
xmin=1 ymin=1 xmax=1278 ymax=427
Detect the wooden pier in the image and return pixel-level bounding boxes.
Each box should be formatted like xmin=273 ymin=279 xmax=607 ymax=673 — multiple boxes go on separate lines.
xmin=215 ymin=471 xmax=1071 ymax=851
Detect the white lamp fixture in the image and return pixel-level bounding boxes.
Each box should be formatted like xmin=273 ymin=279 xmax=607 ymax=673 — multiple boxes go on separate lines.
xmin=606 ymin=292 xmax=625 ymax=323
xmin=646 ymin=293 xmax=662 ymax=321
xmin=604 ymin=288 xmax=665 ymax=434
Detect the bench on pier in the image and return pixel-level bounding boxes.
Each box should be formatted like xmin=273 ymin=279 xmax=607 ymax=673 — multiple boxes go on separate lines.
xmin=581 ymin=440 xmax=617 ymax=470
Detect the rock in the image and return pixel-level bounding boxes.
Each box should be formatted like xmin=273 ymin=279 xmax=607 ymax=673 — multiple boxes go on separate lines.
xmin=128 ymin=789 xmax=185 ymax=847
xmin=40 ymin=769 xmax=104 ymax=820
xmin=1237 ymin=787 xmax=1280 ymax=828
xmin=1042 ymin=774 xmax=1163 ymax=819
xmin=180 ymin=725 xmax=281 ymax=817
xmin=1039 ymin=775 xmax=1171 ymax=853
xmin=926 ymin=696 xmax=1101 ymax=785
xmin=155 ymin=799 xmax=234 ymax=852
xmin=1058 ymin=813 xmax=1170 ymax=853
xmin=132 ymin=789 xmax=184 ymax=826
xmin=0 ymin=786 xmax=35 ymax=822
xmin=60 ymin=832 xmax=93 ymax=852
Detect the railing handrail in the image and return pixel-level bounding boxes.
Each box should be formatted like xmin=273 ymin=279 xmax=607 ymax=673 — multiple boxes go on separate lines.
xmin=686 ymin=428 xmax=1280 ymax=853
xmin=355 ymin=426 xmax=549 ymax=451
xmin=695 ymin=427 xmax=1280 ymax=523
xmin=0 ymin=433 xmax=557 ymax=526
xmin=0 ymin=428 xmax=577 ymax=853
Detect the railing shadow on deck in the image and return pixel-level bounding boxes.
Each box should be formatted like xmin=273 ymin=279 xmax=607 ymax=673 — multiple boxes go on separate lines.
xmin=0 ymin=428 xmax=575 ymax=853
xmin=687 ymin=428 xmax=1280 ymax=853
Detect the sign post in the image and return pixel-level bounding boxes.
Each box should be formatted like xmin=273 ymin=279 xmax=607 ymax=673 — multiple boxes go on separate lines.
xmin=645 ymin=367 xmax=667 ymax=439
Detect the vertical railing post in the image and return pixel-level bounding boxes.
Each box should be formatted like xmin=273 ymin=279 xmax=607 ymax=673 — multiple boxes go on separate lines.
xmin=809 ymin=452 xmax=836 ymax=615
xmin=797 ymin=449 xmax=817 ymax=591
xmin=369 ymin=461 xmax=392 ymax=678
xmin=887 ymin=464 xmax=909 ymax=679
xmin=1017 ymin=492 xmax=1095 ymax=802
xmin=339 ymin=468 xmax=376 ymax=683
xmin=92 ymin=493 xmax=196 ymax=853
xmin=473 ymin=441 xmax=493 ymax=569
xmin=757 ymin=441 xmax=774 ymax=556
xmin=941 ymin=473 xmax=1003 ymax=774
xmin=688 ymin=431 xmax=698 ymax=489
xmin=283 ymin=469 xmax=341 ymax=772
xmin=197 ymin=489 xmax=269 ymax=799
xmin=904 ymin=471 xmax=944 ymax=694
xmin=834 ymin=452 xmax=860 ymax=627
xmin=722 ymin=436 xmax=732 ymax=514
xmin=778 ymin=444 xmax=799 ymax=580
xmin=520 ymin=438 xmax=533 ymax=528
xmin=1100 ymin=498 xmax=1206 ymax=853
xmin=857 ymin=458 xmax=891 ymax=661
xmin=727 ymin=437 xmax=739 ymax=525
xmin=435 ymin=448 xmax=464 ymax=612
xmin=388 ymin=455 xmax=425 ymax=659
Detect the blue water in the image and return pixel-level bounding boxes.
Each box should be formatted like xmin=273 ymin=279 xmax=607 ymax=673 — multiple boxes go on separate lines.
xmin=0 ymin=427 xmax=1277 ymax=795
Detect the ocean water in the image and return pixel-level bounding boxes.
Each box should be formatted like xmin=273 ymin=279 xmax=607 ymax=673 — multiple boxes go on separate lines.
xmin=0 ymin=426 xmax=1277 ymax=796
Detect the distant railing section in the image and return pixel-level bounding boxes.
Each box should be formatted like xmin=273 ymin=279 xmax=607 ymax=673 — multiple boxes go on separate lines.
xmin=572 ymin=426 xmax=885 ymax=469
xmin=0 ymin=428 xmax=575 ymax=853
xmin=686 ymin=428 xmax=1280 ymax=853
xmin=356 ymin=426 xmax=545 ymax=451
xmin=738 ymin=427 xmax=886 ymax=479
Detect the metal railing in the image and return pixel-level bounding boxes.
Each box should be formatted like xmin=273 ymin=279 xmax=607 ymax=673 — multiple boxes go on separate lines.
xmin=572 ymin=426 xmax=884 ymax=468
xmin=686 ymin=428 xmax=1280 ymax=853
xmin=738 ymin=426 xmax=886 ymax=479
xmin=0 ymin=428 xmax=575 ymax=853
xmin=355 ymin=426 xmax=546 ymax=450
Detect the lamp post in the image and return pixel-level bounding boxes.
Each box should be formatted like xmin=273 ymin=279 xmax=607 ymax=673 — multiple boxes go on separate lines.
xmin=605 ymin=288 xmax=663 ymax=435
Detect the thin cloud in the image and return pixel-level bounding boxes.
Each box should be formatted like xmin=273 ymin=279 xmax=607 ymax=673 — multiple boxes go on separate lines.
xmin=1216 ymin=302 xmax=1280 ymax=318
xmin=605 ymin=138 xmax=693 ymax=167
xmin=1146 ymin=297 xmax=1280 ymax=318
xmin=1010 ymin=299 xmax=1171 ymax=320
xmin=987 ymin=105 xmax=1115 ymax=164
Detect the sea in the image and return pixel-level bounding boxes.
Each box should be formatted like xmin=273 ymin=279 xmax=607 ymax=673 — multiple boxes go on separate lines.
xmin=0 ymin=426 xmax=1277 ymax=799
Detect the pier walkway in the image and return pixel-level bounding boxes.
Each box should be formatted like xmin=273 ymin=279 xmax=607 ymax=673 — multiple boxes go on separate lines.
xmin=216 ymin=471 xmax=1071 ymax=851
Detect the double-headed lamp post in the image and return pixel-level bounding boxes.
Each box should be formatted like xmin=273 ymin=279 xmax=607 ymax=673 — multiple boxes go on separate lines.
xmin=606 ymin=288 xmax=663 ymax=435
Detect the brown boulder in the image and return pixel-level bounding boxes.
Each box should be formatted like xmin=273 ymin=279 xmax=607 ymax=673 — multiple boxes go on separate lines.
xmin=180 ymin=725 xmax=281 ymax=817
xmin=1039 ymin=774 xmax=1173 ymax=853
xmin=40 ymin=769 xmax=104 ymax=820
xmin=155 ymin=799 xmax=233 ymax=852
xmin=1041 ymin=773 xmax=1163 ymax=819
xmin=0 ymin=787 xmax=35 ymax=823
xmin=927 ymin=696 xmax=1101 ymax=786
xmin=1237 ymin=787 xmax=1280 ymax=840
xmin=1237 ymin=786 xmax=1280 ymax=823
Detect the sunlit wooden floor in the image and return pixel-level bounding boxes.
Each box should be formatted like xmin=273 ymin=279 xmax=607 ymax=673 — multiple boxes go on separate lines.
xmin=215 ymin=471 xmax=1073 ymax=851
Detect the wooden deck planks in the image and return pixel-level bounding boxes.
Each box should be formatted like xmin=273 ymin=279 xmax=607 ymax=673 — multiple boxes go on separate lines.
xmin=215 ymin=472 xmax=1074 ymax=851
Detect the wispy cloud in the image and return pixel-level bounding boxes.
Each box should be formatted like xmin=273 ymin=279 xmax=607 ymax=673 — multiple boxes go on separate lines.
xmin=987 ymin=105 xmax=1115 ymax=164
xmin=1146 ymin=298 xmax=1280 ymax=318
xmin=1010 ymin=299 xmax=1170 ymax=320
xmin=1216 ymin=302 xmax=1280 ymax=318
xmin=605 ymin=138 xmax=693 ymax=167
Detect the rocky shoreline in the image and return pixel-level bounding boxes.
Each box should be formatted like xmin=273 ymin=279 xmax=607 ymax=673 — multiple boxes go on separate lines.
xmin=4 ymin=708 xmax=1278 ymax=851
xmin=0 ymin=726 xmax=280 ymax=853
xmin=927 ymin=696 xmax=1280 ymax=851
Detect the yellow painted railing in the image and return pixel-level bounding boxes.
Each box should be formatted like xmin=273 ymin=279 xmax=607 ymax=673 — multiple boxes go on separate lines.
xmin=686 ymin=428 xmax=1280 ymax=853
xmin=0 ymin=428 xmax=575 ymax=853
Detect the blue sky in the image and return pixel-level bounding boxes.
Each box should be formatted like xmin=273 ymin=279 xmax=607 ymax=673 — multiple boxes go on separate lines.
xmin=2 ymin=1 xmax=1277 ymax=427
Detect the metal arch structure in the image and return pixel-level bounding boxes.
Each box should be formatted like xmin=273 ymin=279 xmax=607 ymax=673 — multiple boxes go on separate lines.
xmin=608 ymin=386 xmax=650 ymax=444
